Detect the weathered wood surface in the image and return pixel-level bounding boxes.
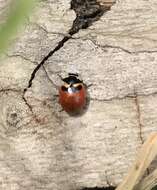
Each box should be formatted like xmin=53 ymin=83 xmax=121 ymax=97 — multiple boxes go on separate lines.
xmin=0 ymin=0 xmax=157 ymax=189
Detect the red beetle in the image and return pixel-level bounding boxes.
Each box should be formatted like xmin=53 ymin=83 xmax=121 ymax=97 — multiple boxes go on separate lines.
xmin=59 ymin=73 xmax=86 ymax=114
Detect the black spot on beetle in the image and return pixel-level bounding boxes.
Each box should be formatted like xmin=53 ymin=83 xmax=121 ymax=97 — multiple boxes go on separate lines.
xmin=61 ymin=86 xmax=68 ymax=91
xmin=76 ymin=85 xmax=82 ymax=90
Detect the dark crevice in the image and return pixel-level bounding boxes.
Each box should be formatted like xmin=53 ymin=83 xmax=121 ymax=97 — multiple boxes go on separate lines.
xmin=22 ymin=95 xmax=42 ymax=123
xmin=91 ymin=42 xmax=157 ymax=55
xmin=22 ymin=95 xmax=34 ymax=113
xmin=134 ymin=93 xmax=144 ymax=144
xmin=0 ymin=88 xmax=36 ymax=119
xmin=81 ymin=187 xmax=116 ymax=190
xmin=151 ymin=185 xmax=157 ymax=190
xmin=0 ymin=88 xmax=22 ymax=94
xmin=25 ymin=36 xmax=70 ymax=90
xmin=69 ymin=0 xmax=108 ymax=34
xmin=23 ymin=0 xmax=115 ymax=97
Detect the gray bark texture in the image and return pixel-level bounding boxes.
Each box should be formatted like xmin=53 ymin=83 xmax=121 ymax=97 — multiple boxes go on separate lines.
xmin=0 ymin=0 xmax=157 ymax=189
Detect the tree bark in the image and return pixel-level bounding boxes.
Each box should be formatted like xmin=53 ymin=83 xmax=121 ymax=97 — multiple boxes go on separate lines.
xmin=0 ymin=0 xmax=157 ymax=189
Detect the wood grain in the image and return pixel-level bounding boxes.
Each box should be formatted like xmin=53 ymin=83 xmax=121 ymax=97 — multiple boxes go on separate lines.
xmin=0 ymin=0 xmax=157 ymax=189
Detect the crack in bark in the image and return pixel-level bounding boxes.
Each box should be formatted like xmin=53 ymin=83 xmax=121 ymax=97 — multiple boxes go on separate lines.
xmin=22 ymin=94 xmax=43 ymax=123
xmin=81 ymin=187 xmax=116 ymax=190
xmin=0 ymin=88 xmax=36 ymax=119
xmin=90 ymin=89 xmax=157 ymax=103
xmin=6 ymin=53 xmax=38 ymax=64
xmin=0 ymin=88 xmax=22 ymax=94
xmin=87 ymin=39 xmax=157 ymax=55
xmin=30 ymin=22 xmax=69 ymax=37
xmin=69 ymin=0 xmax=109 ymax=35
xmin=134 ymin=93 xmax=144 ymax=144
xmin=42 ymin=65 xmax=58 ymax=89
xmin=0 ymin=88 xmax=35 ymax=116
xmin=22 ymin=94 xmax=34 ymax=113
xmin=134 ymin=93 xmax=151 ymax=175
xmin=23 ymin=0 xmax=115 ymax=99
xmin=90 ymin=94 xmax=135 ymax=102
xmin=99 ymin=44 xmax=157 ymax=55
xmin=105 ymin=171 xmax=112 ymax=186
xmin=24 ymin=36 xmax=70 ymax=91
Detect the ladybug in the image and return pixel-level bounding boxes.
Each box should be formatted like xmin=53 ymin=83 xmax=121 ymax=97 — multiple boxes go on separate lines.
xmin=59 ymin=73 xmax=87 ymax=114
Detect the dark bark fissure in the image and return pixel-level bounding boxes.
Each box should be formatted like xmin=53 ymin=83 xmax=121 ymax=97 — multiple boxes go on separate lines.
xmin=152 ymin=185 xmax=157 ymax=190
xmin=69 ymin=0 xmax=109 ymax=35
xmin=81 ymin=187 xmax=116 ymax=190
xmin=134 ymin=94 xmax=144 ymax=144
xmin=23 ymin=0 xmax=115 ymax=96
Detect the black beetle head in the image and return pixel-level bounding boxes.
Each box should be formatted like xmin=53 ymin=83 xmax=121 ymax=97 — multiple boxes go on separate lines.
xmin=62 ymin=73 xmax=83 ymax=85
